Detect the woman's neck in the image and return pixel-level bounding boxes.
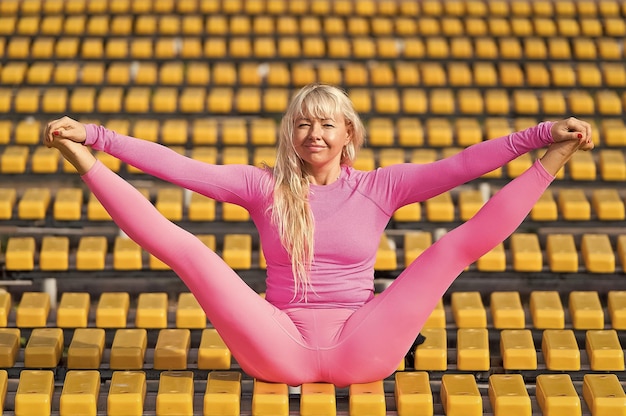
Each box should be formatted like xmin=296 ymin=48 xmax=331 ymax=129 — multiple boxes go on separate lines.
xmin=306 ymin=165 xmax=342 ymax=186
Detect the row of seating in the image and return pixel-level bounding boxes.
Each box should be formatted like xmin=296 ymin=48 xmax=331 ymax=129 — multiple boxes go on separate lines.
xmin=2 ymin=0 xmax=626 ymax=18
xmin=2 ymin=86 xmax=625 ymax=118
xmin=3 ymin=147 xmax=625 ymax=182
xmin=2 ymin=35 xmax=625 ymax=61
xmin=3 ymin=289 xmax=626 ymax=330
xmin=0 ymin=324 xmax=625 ymax=373
xmin=4 ymin=58 xmax=626 ymax=88
xmin=1 ymin=370 xmax=623 ymax=416
xmin=2 ymin=12 xmax=626 ymax=38
xmin=3 ymin=117 xmax=624 ymax=148
xmin=2 ymin=229 xmax=625 ymax=273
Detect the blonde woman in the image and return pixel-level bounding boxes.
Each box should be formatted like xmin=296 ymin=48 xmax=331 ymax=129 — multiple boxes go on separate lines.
xmin=45 ymin=84 xmax=592 ymax=386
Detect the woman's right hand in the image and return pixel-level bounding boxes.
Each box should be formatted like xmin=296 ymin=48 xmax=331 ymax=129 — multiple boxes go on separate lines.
xmin=44 ymin=116 xmax=87 ymax=148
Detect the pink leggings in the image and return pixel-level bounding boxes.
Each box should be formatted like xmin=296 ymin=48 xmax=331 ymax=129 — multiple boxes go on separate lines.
xmin=82 ymin=160 xmax=553 ymax=387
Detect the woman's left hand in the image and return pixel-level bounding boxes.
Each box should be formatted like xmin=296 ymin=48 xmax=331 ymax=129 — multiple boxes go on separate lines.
xmin=551 ymin=117 xmax=593 ymax=150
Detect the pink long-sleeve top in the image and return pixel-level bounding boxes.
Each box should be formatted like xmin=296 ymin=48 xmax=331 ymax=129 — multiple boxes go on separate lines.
xmin=84 ymin=122 xmax=554 ymax=310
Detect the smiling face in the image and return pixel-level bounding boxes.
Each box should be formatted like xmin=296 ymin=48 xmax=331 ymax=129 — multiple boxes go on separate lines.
xmin=293 ymin=114 xmax=351 ymax=172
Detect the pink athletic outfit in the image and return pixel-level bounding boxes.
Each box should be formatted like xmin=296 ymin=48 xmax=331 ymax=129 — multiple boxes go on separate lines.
xmin=82 ymin=122 xmax=555 ymax=386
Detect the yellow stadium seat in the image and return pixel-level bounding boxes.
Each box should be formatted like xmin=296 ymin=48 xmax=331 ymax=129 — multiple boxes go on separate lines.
xmin=597 ymin=37 xmax=621 ymax=60
xmin=0 ymin=328 xmax=20 ymax=368
xmin=252 ymin=380 xmax=289 ymax=416
xmin=546 ymin=234 xmax=578 ymax=273
xmin=457 ymin=328 xmax=490 ymax=371
xmin=530 ymin=291 xmax=565 ymax=329
xmin=583 ymin=374 xmax=626 ymax=416
xmin=489 ymin=375 xmax=531 ymax=416
xmin=558 ymin=189 xmax=591 ymax=220
xmin=585 ymin=331 xmax=625 ymax=371
xmin=0 ymin=145 xmax=29 ymax=174
xmin=60 ymin=370 xmax=100 ymax=415
xmin=414 ymin=328 xmax=447 ymax=371
xmin=500 ymin=329 xmax=537 ymax=370
xmin=40 ymin=236 xmax=69 ymax=271
xmin=204 ymin=371 xmax=241 ymax=415
xmin=510 ymin=233 xmax=543 ymax=272
xmin=154 ymin=329 xmax=191 ymax=370
xmin=67 ymin=328 xmax=104 ymax=369
xmin=176 ymin=292 xmax=206 ymax=329
xmin=451 ymin=291 xmax=486 ymax=328
xmin=349 ymin=381 xmax=386 ymax=415
xmin=156 ymin=371 xmax=195 ymax=416
xmin=474 ymin=38 xmax=498 ymax=60
xmin=15 ymin=370 xmax=54 ymax=416
xmin=581 ymin=233 xmax=615 ymax=273
xmin=569 ymin=291 xmax=604 ymax=329
xmin=136 ymin=292 xmax=168 ymax=329
xmin=24 ymin=327 xmax=64 ymax=368
xmin=490 ymin=291 xmax=525 ymax=329
xmin=592 ymin=188 xmax=625 ymax=220
xmin=542 ymin=329 xmax=580 ymax=370
xmin=108 ymin=371 xmax=146 ymax=415
xmin=110 ymin=329 xmax=147 ymax=370
xmin=14 ymin=88 xmax=39 ymax=113
xmin=440 ymin=374 xmax=482 ymax=416
xmin=394 ymin=372 xmax=433 ymax=416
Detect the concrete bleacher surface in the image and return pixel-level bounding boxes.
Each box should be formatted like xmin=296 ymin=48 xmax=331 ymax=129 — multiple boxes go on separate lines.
xmin=0 ymin=0 xmax=625 ymax=414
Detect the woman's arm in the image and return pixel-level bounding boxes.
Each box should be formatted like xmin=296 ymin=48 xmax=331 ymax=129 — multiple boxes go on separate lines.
xmin=44 ymin=117 xmax=268 ymax=205
xmin=385 ymin=118 xmax=592 ymax=206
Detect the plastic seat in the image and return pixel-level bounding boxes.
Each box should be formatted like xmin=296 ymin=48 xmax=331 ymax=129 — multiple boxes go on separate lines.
xmin=581 ymin=233 xmax=615 ymax=273
xmin=228 ymin=37 xmax=251 ymax=58
xmin=599 ymin=150 xmax=626 ymax=181
xmin=474 ymin=38 xmax=498 ymax=60
xmin=513 ymin=90 xmax=539 ymax=115
xmin=524 ymin=38 xmax=547 ymax=60
xmin=576 ymin=63 xmax=602 ymax=87
xmin=500 ymin=329 xmax=537 ymax=370
xmin=204 ymin=372 xmax=241 ymax=415
xmin=536 ymin=374 xmax=581 ymax=415
xmin=349 ymin=381 xmax=386 ymax=415
xmin=548 ymin=37 xmax=572 ymax=60
xmin=583 ymin=374 xmax=626 ymax=415
xmin=440 ymin=374 xmax=482 ymax=416
xmin=397 ymin=118 xmax=423 ymax=147
xmin=60 ymin=370 xmax=100 ymax=415
xmin=597 ymin=37 xmax=621 ymax=60
xmin=186 ymin=62 xmax=210 ymax=85
xmin=546 ymin=234 xmax=578 ymax=273
xmin=558 ymin=189 xmax=590 ymax=220
xmin=451 ymin=291 xmax=486 ymax=328
xmin=394 ymin=372 xmax=432 ymax=416
xmin=403 ymin=232 xmax=431 ymax=264
xmin=108 ymin=371 xmax=146 ymax=415
xmin=153 ymin=329 xmax=191 ymax=370
xmin=374 ymin=234 xmax=397 ymax=271
xmin=602 ymin=62 xmax=626 ymax=87
xmin=457 ymin=328 xmax=490 ymax=371
xmin=488 ymin=374 xmax=531 ymax=416
xmin=414 ymin=328 xmax=447 ymax=370
xmin=426 ymin=118 xmax=453 ymax=147
xmin=95 ymin=87 xmax=123 ymax=113
xmin=172 ymin=292 xmax=206 ymax=329
xmin=15 ymin=370 xmax=54 ymax=415
xmin=530 ymin=291 xmax=565 ymax=329
xmin=24 ymin=327 xmax=64 ymax=368
xmin=74 ymin=236 xmax=106 ymax=272
xmin=569 ymin=291 xmax=604 ymax=329
xmin=587 ymin=330 xmax=624 ymax=372
xmin=203 ymin=38 xmax=227 ymax=58
xmin=542 ymin=329 xmax=580 ymax=370
xmin=592 ymin=189 xmax=625 ymax=221
xmin=573 ymin=37 xmax=597 ymax=59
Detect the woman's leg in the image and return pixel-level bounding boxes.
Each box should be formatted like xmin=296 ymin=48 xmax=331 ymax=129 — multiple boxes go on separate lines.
xmin=82 ymin=161 xmax=318 ymax=385
xmin=326 ymin=160 xmax=555 ymax=386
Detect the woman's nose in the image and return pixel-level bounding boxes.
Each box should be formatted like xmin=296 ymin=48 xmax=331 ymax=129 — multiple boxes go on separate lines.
xmin=308 ymin=123 xmax=323 ymax=139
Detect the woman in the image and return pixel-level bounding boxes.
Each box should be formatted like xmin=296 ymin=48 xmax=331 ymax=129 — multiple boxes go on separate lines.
xmin=45 ymin=84 xmax=592 ymax=387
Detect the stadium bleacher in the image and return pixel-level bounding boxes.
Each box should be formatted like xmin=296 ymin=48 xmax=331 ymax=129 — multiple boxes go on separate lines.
xmin=0 ymin=0 xmax=625 ymax=414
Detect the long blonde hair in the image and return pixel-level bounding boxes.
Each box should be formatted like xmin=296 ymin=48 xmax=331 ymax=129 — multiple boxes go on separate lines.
xmin=271 ymin=84 xmax=366 ymax=299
